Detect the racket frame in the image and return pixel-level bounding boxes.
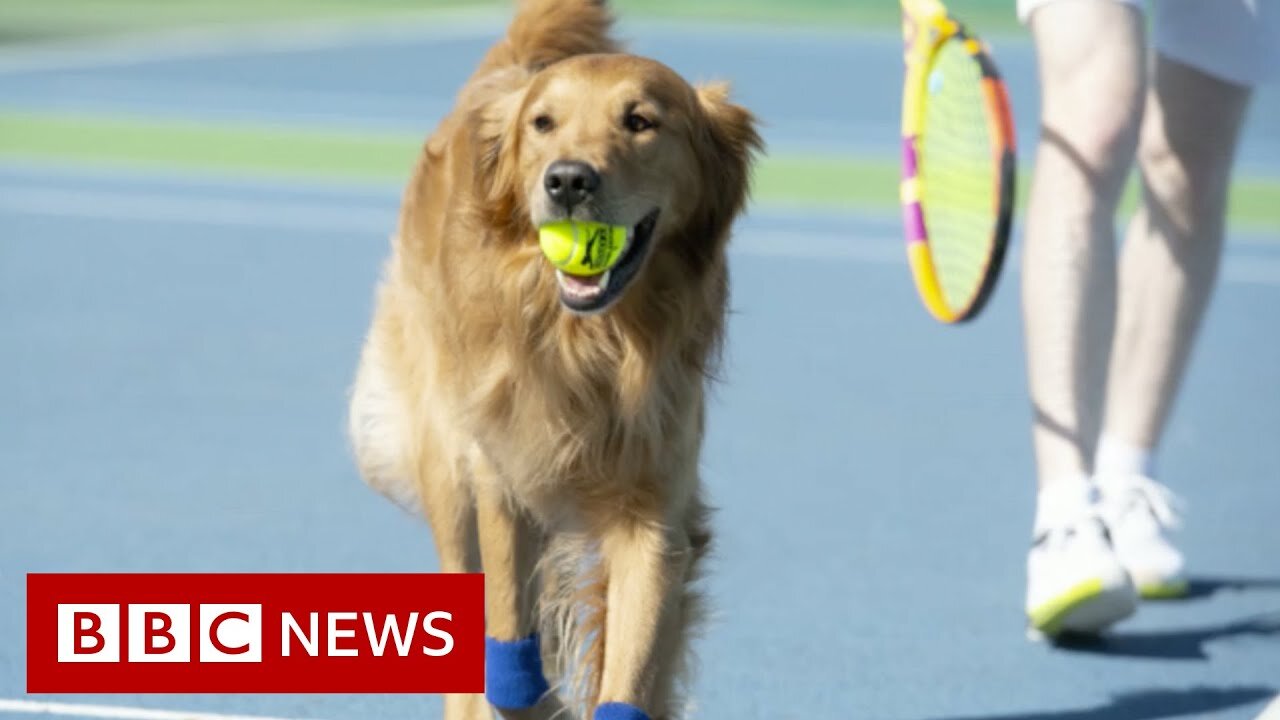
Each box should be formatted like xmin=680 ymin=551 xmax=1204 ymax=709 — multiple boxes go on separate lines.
xmin=900 ymin=0 xmax=1016 ymax=324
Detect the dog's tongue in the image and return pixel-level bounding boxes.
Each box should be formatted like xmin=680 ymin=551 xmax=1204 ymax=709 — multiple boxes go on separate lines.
xmin=560 ymin=272 xmax=604 ymax=290
xmin=557 ymin=269 xmax=608 ymax=300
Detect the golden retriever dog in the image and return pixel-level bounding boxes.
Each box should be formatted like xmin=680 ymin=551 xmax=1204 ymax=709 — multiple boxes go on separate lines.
xmin=348 ymin=1 xmax=759 ymax=718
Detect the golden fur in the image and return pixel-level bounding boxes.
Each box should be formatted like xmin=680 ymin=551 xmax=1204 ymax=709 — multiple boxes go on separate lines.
xmin=348 ymin=1 xmax=760 ymax=717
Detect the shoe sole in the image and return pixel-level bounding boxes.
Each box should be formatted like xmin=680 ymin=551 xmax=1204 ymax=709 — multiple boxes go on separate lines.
xmin=1028 ymin=577 xmax=1137 ymax=637
xmin=1136 ymin=578 xmax=1189 ymax=600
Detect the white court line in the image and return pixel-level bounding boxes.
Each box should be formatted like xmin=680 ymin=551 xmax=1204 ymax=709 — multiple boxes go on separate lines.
xmin=0 ymin=699 xmax=317 ymax=720
xmin=1257 ymin=694 xmax=1280 ymax=720
xmin=2 ymin=186 xmax=1278 ymax=286
xmin=0 ymin=8 xmax=504 ymax=75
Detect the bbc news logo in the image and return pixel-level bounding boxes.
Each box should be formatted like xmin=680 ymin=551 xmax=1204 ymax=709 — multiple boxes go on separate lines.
xmin=55 ymin=604 xmax=456 ymax=664
xmin=58 ymin=604 xmax=263 ymax=664
xmin=28 ymin=574 xmax=483 ymax=693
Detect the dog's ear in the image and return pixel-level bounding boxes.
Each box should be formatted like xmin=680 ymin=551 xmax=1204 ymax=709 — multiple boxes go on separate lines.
xmin=694 ymin=82 xmax=763 ymax=242
xmin=467 ymin=67 xmax=533 ymax=230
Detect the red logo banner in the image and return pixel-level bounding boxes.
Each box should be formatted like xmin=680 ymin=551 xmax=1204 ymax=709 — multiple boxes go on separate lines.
xmin=27 ymin=573 xmax=483 ymax=693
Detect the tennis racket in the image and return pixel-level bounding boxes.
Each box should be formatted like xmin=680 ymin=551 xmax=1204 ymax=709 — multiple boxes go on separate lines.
xmin=900 ymin=0 xmax=1016 ymax=324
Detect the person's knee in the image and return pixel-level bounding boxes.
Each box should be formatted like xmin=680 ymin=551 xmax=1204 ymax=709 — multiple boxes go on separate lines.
xmin=1036 ymin=69 xmax=1144 ymax=194
xmin=1136 ymin=130 xmax=1229 ymax=240
xmin=1040 ymin=109 xmax=1141 ymax=186
xmin=1135 ymin=125 xmax=1190 ymax=205
xmin=1137 ymin=57 xmax=1251 ymax=223
xmin=1031 ymin=1 xmax=1146 ymax=185
xmin=1034 ymin=94 xmax=1141 ymax=215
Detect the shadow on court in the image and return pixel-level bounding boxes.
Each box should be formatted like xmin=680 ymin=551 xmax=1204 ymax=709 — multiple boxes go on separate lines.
xmin=922 ymin=686 xmax=1276 ymax=720
xmin=1049 ymin=613 xmax=1280 ymax=661
xmin=1178 ymin=575 xmax=1280 ymax=601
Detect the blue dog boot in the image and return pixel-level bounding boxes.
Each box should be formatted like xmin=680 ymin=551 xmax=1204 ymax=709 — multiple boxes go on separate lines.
xmin=594 ymin=702 xmax=652 ymax=720
xmin=485 ymin=635 xmax=551 ymax=710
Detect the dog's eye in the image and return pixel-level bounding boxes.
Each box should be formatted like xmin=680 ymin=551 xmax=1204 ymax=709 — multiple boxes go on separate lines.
xmin=623 ymin=112 xmax=656 ymax=133
xmin=532 ymin=114 xmax=555 ymax=133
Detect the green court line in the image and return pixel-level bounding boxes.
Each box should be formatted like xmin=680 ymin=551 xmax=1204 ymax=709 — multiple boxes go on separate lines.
xmin=2 ymin=111 xmax=1276 ymax=232
xmin=0 ymin=113 xmax=418 ymax=182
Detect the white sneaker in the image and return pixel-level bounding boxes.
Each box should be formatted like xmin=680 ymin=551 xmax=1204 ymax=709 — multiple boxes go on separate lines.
xmin=1026 ymin=477 xmax=1138 ymax=637
xmin=1095 ymin=472 xmax=1187 ymax=599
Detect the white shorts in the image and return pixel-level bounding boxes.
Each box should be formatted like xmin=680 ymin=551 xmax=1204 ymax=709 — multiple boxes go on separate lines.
xmin=1017 ymin=0 xmax=1280 ymax=86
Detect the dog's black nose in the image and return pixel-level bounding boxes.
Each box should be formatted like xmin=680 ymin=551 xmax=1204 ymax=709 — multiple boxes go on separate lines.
xmin=544 ymin=160 xmax=600 ymax=209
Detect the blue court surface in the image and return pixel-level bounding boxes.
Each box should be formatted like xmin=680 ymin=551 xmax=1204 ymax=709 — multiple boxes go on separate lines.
xmin=2 ymin=10 xmax=1278 ymax=720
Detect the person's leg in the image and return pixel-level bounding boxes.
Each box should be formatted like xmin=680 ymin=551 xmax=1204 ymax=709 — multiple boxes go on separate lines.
xmin=1102 ymin=60 xmax=1253 ymax=454
xmin=1022 ymin=0 xmax=1147 ymax=489
xmin=1020 ymin=0 xmax=1147 ymax=637
xmin=1093 ymin=55 xmax=1252 ymax=596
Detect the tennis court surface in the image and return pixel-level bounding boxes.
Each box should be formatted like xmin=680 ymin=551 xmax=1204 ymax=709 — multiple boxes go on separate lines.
xmin=2 ymin=5 xmax=1278 ymax=719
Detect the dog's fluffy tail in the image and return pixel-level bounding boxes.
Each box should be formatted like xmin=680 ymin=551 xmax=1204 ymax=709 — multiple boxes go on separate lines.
xmin=476 ymin=0 xmax=620 ymax=76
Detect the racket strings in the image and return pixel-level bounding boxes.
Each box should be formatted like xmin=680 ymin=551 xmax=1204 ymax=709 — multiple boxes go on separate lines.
xmin=919 ymin=39 xmax=998 ymax=311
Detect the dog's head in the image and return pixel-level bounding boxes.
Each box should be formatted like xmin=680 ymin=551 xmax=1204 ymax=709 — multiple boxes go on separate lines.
xmin=475 ymin=54 xmax=761 ymax=315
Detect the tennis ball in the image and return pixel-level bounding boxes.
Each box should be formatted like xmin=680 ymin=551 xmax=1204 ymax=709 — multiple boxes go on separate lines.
xmin=539 ymin=220 xmax=629 ymax=275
